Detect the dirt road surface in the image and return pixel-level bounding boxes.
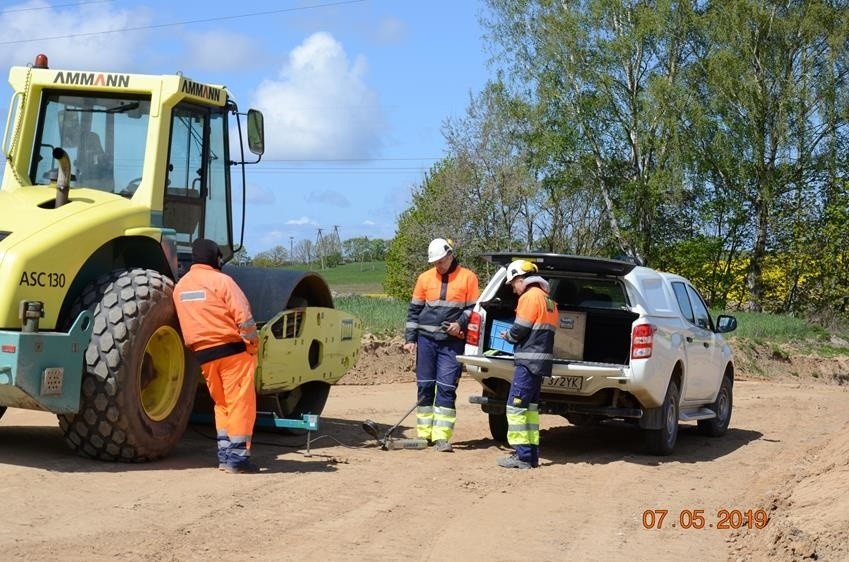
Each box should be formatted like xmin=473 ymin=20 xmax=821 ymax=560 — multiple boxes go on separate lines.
xmin=1 ymin=376 xmax=847 ymax=561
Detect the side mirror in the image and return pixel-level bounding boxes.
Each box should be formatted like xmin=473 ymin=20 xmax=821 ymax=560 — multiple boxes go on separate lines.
xmin=247 ymin=109 xmax=264 ymax=156
xmin=716 ymin=314 xmax=737 ymax=334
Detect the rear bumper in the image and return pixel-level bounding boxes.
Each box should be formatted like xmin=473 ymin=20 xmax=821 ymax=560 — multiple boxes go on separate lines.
xmin=457 ymin=354 xmax=630 ymax=397
xmin=469 ymin=394 xmax=643 ymax=418
xmin=0 ymin=312 xmax=91 ymax=413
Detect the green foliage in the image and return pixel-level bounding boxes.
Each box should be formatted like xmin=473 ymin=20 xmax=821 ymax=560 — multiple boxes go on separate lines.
xmin=465 ymin=0 xmax=849 ymax=323
xmin=252 ymin=245 xmax=288 ymax=267
xmin=342 ymin=237 xmax=388 ymax=263
xmin=334 ymin=295 xmax=406 ymax=336
xmin=720 ymin=310 xmax=828 ymax=342
xmin=384 ymin=158 xmax=485 ymax=299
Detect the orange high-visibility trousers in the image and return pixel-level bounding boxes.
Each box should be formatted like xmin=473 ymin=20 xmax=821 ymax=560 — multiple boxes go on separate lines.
xmin=201 ymin=351 xmax=257 ymax=465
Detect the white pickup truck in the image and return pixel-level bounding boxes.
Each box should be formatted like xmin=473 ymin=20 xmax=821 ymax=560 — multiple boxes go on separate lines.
xmin=457 ymin=253 xmax=738 ymax=455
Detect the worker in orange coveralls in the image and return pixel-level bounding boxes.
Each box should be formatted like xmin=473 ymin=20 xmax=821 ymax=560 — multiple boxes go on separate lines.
xmin=173 ymin=239 xmax=260 ymax=474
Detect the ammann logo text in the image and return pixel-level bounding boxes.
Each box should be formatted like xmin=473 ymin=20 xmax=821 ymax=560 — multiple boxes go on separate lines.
xmin=181 ymin=80 xmax=222 ymax=102
xmin=53 ymin=72 xmax=130 ymax=87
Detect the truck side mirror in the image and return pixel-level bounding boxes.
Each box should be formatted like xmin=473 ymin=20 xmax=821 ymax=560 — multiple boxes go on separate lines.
xmin=716 ymin=314 xmax=737 ymax=334
xmin=247 ymin=109 xmax=264 ymax=156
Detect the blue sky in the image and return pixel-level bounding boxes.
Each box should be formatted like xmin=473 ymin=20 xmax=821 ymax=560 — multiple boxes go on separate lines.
xmin=0 ymin=0 xmax=491 ymax=255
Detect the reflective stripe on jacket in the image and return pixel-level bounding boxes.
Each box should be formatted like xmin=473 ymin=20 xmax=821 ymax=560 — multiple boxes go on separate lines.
xmin=504 ymin=284 xmax=558 ymax=377
xmin=405 ymin=262 xmax=479 ymax=343
xmin=173 ymin=264 xmax=258 ymax=354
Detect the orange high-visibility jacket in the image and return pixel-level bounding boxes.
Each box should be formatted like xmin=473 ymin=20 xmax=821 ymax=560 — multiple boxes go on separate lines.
xmin=505 ymin=284 xmax=558 ymax=377
xmin=173 ymin=264 xmax=258 ymax=355
xmin=405 ymin=264 xmax=479 ymax=342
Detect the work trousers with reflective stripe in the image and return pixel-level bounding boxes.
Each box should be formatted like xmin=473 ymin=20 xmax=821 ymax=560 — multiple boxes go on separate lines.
xmin=415 ymin=335 xmax=465 ymax=441
xmin=506 ymin=364 xmax=541 ymax=467
xmin=201 ymin=351 xmax=257 ymax=468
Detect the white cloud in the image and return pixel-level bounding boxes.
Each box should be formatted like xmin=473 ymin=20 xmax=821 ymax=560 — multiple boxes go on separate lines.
xmin=305 ymin=190 xmax=349 ymax=208
xmin=363 ymin=219 xmax=376 ymax=225
xmin=252 ymin=32 xmax=384 ymax=160
xmin=182 ymin=30 xmax=259 ymax=72
xmin=0 ymin=1 xmax=152 ymax=71
xmin=286 ymin=216 xmax=316 ymax=225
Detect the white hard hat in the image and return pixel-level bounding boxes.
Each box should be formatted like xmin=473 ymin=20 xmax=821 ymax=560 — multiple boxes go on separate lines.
xmin=427 ymin=238 xmax=454 ymax=263
xmin=505 ymin=259 xmax=538 ymax=284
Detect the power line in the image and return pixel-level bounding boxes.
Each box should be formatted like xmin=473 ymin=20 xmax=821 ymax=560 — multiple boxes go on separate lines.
xmin=2 ymin=0 xmax=114 ymax=13
xmin=262 ymin=157 xmax=441 ymax=162
xmin=253 ymin=167 xmax=429 ymax=171
xmin=0 ymin=0 xmax=366 ymax=46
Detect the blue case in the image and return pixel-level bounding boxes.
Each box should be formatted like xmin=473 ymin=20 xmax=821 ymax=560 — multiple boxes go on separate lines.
xmin=488 ymin=319 xmax=515 ymax=353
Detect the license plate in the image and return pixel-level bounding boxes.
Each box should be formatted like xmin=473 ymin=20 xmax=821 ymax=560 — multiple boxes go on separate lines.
xmin=542 ymin=375 xmax=582 ymax=391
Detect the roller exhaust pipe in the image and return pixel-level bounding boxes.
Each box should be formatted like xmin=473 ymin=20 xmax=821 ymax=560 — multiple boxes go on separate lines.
xmin=52 ymin=147 xmax=71 ymax=208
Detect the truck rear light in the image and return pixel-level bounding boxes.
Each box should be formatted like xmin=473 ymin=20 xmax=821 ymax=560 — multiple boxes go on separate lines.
xmin=631 ymin=323 xmax=654 ymax=359
xmin=466 ymin=311 xmax=481 ymax=346
xmin=1 ymin=344 xmax=15 ymax=353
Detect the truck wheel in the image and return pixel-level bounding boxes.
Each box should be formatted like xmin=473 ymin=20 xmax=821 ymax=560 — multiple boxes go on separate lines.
xmin=488 ymin=412 xmax=508 ymax=442
xmin=58 ymin=268 xmax=197 ymax=461
xmin=645 ymin=378 xmax=680 ymax=456
xmin=698 ymin=375 xmax=733 ymax=437
xmin=482 ymin=383 xmax=508 ymax=442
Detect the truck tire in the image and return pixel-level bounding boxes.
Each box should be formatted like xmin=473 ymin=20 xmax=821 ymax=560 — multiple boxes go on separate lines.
xmin=644 ymin=378 xmax=680 ymax=456
xmin=58 ymin=268 xmax=197 ymax=461
xmin=488 ymin=412 xmax=508 ymax=442
xmin=698 ymin=375 xmax=733 ymax=437
xmin=482 ymin=383 xmax=508 ymax=442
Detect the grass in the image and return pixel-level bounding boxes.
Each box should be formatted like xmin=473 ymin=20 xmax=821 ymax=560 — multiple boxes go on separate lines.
xmin=719 ymin=310 xmax=849 ymax=364
xmin=299 ymin=261 xmax=387 ymax=295
xmin=718 ymin=310 xmax=830 ymax=342
xmin=335 ymin=295 xmax=407 ymax=336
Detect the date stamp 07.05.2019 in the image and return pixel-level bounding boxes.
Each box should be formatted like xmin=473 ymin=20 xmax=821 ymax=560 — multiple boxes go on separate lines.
xmin=641 ymin=509 xmax=770 ymax=530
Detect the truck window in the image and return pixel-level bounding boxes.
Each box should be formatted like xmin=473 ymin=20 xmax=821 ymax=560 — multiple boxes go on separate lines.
xmin=672 ymin=282 xmax=695 ymax=324
xmin=164 ymin=107 xmax=205 ymax=255
xmin=203 ymin=110 xmax=231 ymax=260
xmin=31 ymin=92 xmax=150 ymax=194
xmin=164 ymin=105 xmax=232 ymax=263
xmin=686 ymin=285 xmax=713 ymax=331
xmin=557 ymin=278 xmax=626 ymax=308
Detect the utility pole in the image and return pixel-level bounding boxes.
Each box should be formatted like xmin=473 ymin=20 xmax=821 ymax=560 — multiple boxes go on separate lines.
xmin=315 ymin=228 xmax=326 ymax=270
xmin=332 ymin=225 xmax=341 ymax=265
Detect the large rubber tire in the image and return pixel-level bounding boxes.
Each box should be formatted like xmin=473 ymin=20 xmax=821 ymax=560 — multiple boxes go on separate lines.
xmin=483 ymin=384 xmax=508 ymax=443
xmin=644 ymin=378 xmax=680 ymax=456
xmin=488 ymin=412 xmax=508 ymax=442
xmin=58 ymin=268 xmax=197 ymax=462
xmin=698 ymin=375 xmax=733 ymax=437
